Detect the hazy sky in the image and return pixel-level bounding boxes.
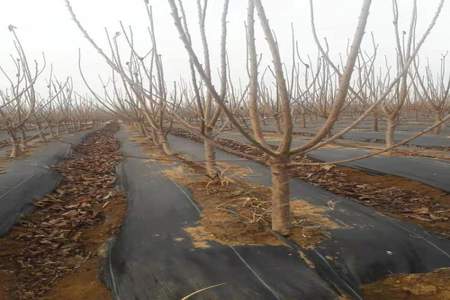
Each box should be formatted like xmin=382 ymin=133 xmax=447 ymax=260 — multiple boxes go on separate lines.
xmin=0 ymin=0 xmax=449 ymax=94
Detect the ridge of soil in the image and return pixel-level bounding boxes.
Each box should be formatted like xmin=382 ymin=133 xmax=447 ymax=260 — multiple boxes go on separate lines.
xmin=130 ymin=131 xmax=339 ymax=249
xmin=171 ymin=128 xmax=450 ymax=238
xmin=0 ymin=123 xmax=126 ymax=300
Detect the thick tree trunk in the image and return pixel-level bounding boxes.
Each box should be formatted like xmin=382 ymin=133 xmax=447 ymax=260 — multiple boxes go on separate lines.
xmin=326 ymin=117 xmax=333 ymax=138
xmin=327 ymin=127 xmax=333 ymax=138
xmin=204 ymin=139 xmax=217 ymax=177
xmin=203 ymin=128 xmax=217 ymax=177
xmin=157 ymin=131 xmax=172 ymax=156
xmin=270 ymin=158 xmax=290 ymax=235
xmin=161 ymin=140 xmax=172 ymax=156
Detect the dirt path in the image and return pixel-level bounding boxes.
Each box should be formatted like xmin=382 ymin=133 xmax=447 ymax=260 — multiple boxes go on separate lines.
xmin=0 ymin=123 xmax=126 ymax=300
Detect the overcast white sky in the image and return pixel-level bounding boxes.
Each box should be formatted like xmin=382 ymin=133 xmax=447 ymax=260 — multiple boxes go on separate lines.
xmin=0 ymin=0 xmax=449 ymax=94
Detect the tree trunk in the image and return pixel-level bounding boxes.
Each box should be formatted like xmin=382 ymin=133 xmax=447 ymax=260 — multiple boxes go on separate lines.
xmin=203 ymin=127 xmax=217 ymax=177
xmin=9 ymin=134 xmax=21 ymax=158
xmin=270 ymin=157 xmax=290 ymax=235
xmin=385 ymin=116 xmax=396 ymax=154
xmin=138 ymin=122 xmax=146 ymax=136
xmin=433 ymin=111 xmax=443 ymax=135
xmin=204 ymin=138 xmax=217 ymax=177
xmin=161 ymin=140 xmax=172 ymax=156
xmin=327 ymin=127 xmax=333 ymax=138
xmin=373 ymin=113 xmax=379 ymax=132
xmin=49 ymin=123 xmax=57 ymax=138
xmin=274 ymin=115 xmax=283 ymax=134
xmin=19 ymin=137 xmax=27 ymax=152
xmin=158 ymin=131 xmax=172 ymax=156
xmin=300 ymin=113 xmax=306 ymax=128
xmin=261 ymin=114 xmax=267 ymax=125
xmin=37 ymin=123 xmax=47 ymax=142
xmin=19 ymin=128 xmax=28 ymax=151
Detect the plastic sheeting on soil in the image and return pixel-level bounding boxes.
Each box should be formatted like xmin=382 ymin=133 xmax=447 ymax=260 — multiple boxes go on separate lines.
xmin=167 ymin=134 xmax=450 ymax=298
xmin=219 ymin=132 xmax=450 ymax=193
xmin=0 ymin=131 xmax=93 ymax=236
xmin=105 ymin=130 xmax=339 ymax=299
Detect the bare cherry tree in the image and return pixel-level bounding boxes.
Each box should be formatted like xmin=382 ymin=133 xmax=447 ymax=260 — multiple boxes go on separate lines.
xmin=413 ymin=54 xmax=450 ymax=134
xmin=0 ymin=26 xmax=44 ymax=157
xmin=168 ymin=0 xmax=373 ymax=234
xmin=66 ymin=0 xmax=177 ymax=155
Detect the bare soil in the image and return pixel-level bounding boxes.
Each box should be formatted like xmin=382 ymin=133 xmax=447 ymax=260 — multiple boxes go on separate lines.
xmin=0 ymin=124 xmax=126 ymax=299
xmin=163 ymin=161 xmax=340 ymax=249
xmin=362 ymin=268 xmax=450 ymax=300
xmin=127 ymin=128 xmax=338 ymax=249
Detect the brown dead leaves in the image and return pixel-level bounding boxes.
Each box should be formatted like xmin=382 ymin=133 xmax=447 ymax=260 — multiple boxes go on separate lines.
xmin=0 ymin=124 xmax=126 ymax=299
xmin=288 ymin=160 xmax=450 ymax=237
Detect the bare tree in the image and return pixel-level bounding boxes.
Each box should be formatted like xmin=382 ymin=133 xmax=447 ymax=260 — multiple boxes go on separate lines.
xmin=67 ymin=0 xmax=177 ymax=155
xmin=168 ymin=0 xmax=373 ymax=234
xmin=413 ymin=54 xmax=450 ymax=134
xmin=0 ymin=26 xmax=43 ymax=157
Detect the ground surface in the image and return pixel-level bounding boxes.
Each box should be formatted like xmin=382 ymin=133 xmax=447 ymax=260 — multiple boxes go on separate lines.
xmin=0 ymin=124 xmax=126 ymax=299
xmin=167 ymin=133 xmax=450 ymax=296
xmin=175 ymin=129 xmax=450 ymax=238
xmin=0 ymin=123 xmax=449 ymax=299
xmin=106 ymin=129 xmax=337 ymax=299
xmin=362 ymin=268 xmax=450 ymax=299
xmin=0 ymin=130 xmax=93 ymax=236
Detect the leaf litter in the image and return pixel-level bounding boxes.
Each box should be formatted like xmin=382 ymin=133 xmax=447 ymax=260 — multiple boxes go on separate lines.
xmin=0 ymin=123 xmax=126 ymax=300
